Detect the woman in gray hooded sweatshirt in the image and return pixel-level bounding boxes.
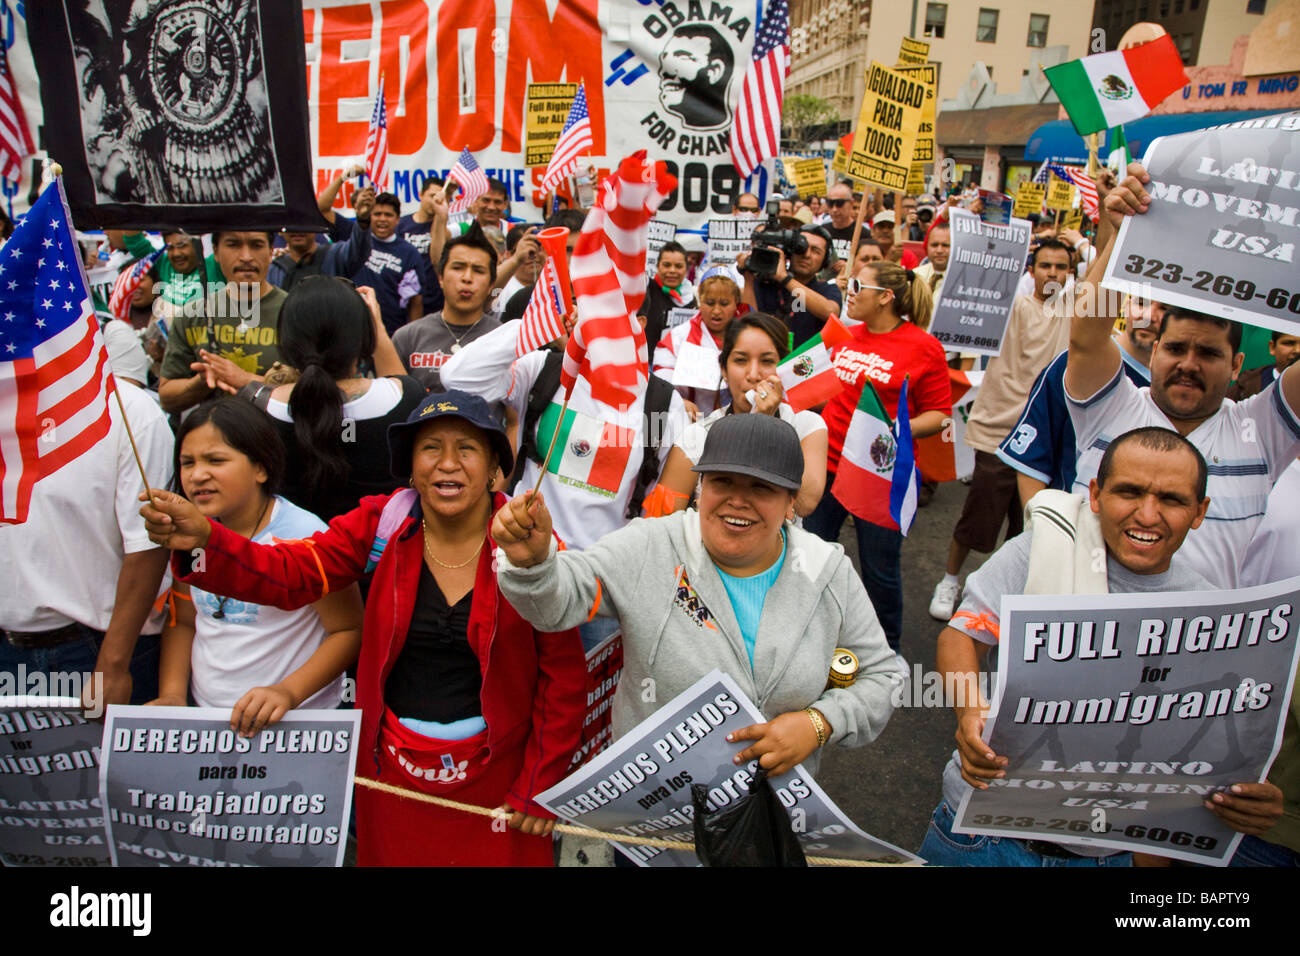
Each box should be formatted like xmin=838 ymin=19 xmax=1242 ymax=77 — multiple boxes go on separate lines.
xmin=492 ymin=413 xmax=897 ymax=776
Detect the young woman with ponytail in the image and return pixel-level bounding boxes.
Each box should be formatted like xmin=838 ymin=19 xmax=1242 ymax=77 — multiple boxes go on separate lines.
xmin=267 ymin=277 xmax=426 ymax=521
xmin=803 ymin=261 xmax=952 ymax=660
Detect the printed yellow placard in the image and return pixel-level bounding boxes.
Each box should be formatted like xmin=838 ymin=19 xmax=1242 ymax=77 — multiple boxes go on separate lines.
xmin=847 ymin=62 xmax=926 ymax=192
xmin=1062 ymin=208 xmax=1084 ymax=231
xmin=905 ymin=163 xmax=926 ymax=196
xmin=524 ymin=83 xmax=579 ymax=168
xmin=1012 ymin=181 xmax=1046 ymax=218
xmin=783 ymin=157 xmax=827 ymax=197
xmin=1046 ymin=174 xmax=1076 ymax=212
xmin=897 ymin=63 xmax=936 ymax=165
xmin=897 ymin=36 xmax=930 ymax=66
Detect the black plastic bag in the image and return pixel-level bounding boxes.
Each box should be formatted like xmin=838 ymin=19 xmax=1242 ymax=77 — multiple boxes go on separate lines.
xmin=691 ymin=767 xmax=807 ymax=867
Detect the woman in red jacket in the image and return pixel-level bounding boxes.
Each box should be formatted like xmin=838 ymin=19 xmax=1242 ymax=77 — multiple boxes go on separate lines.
xmin=140 ymin=390 xmax=586 ymax=866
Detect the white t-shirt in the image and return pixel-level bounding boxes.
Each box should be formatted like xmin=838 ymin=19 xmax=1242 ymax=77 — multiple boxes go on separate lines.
xmin=264 ymin=376 xmax=404 ymax=423
xmin=1067 ymin=365 xmax=1300 ymax=587
xmin=0 ymin=382 xmax=173 ymax=632
xmin=189 ymin=497 xmax=343 ymax=709
xmin=440 ymin=321 xmax=690 ymax=549
xmin=676 ymin=403 xmax=827 ymax=464
xmin=1240 ymin=458 xmax=1300 ymax=588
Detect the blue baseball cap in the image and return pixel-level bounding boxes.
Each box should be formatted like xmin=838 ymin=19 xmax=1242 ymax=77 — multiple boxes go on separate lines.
xmin=387 ymin=389 xmax=513 ymax=480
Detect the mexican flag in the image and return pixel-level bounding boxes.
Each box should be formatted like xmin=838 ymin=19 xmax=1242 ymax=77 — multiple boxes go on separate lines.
xmin=832 ymin=379 xmax=910 ymax=531
xmin=536 ymin=402 xmax=634 ymax=498
xmin=777 ymin=315 xmax=852 ymax=412
xmin=1045 ymin=34 xmax=1188 ymax=136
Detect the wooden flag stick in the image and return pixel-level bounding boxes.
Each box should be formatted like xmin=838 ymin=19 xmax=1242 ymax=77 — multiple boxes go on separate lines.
xmin=109 ymin=377 xmax=153 ymax=495
xmin=528 ymin=391 xmax=571 ymax=501
xmin=845 ymin=182 xmax=873 ymax=277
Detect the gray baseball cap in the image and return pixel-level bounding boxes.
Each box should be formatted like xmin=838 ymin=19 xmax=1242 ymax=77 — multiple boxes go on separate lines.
xmin=692 ymin=413 xmax=803 ymax=492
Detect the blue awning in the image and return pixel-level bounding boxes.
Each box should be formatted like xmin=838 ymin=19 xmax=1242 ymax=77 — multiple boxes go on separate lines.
xmin=1025 ymin=109 xmax=1293 ymax=164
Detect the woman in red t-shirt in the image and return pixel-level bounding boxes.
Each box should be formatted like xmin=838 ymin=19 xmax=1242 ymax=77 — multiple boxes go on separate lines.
xmin=805 ymin=261 xmax=952 ymax=659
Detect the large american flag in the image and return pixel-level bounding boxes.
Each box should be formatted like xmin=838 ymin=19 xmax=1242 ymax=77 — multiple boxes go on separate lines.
xmin=0 ymin=181 xmax=116 ymax=523
xmin=365 ymin=76 xmax=389 ymax=192
xmin=0 ymin=41 xmax=33 ymax=182
xmin=108 ymin=248 xmax=163 ymax=322
xmin=562 ymin=152 xmax=676 ymax=410
xmin=1039 ymin=162 xmax=1100 ymax=222
xmin=448 ymin=147 xmax=489 ymax=214
xmin=517 ymin=258 xmax=569 ymax=357
xmin=729 ymin=0 xmax=789 ymax=179
xmin=541 ymin=84 xmax=593 ymax=193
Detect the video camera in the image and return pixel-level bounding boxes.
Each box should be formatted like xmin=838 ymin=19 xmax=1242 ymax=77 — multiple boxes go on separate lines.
xmin=748 ymin=198 xmax=807 ymax=280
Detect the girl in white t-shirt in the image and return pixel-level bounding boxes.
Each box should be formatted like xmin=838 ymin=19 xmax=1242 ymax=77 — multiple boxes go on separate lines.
xmin=652 ymin=269 xmax=742 ymax=420
xmin=647 ymin=312 xmax=828 ymax=518
xmin=149 ymin=399 xmax=364 ymax=735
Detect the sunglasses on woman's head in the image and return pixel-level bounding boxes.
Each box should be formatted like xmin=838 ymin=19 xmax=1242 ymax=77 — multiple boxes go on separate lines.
xmin=846 ymin=278 xmax=887 ymax=294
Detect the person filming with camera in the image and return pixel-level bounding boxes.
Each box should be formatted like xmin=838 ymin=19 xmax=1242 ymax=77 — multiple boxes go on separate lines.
xmin=738 ymin=214 xmax=842 ymax=350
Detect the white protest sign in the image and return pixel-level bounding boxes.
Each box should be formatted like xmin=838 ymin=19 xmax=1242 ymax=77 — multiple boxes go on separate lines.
xmin=645 ymin=219 xmax=678 ymax=279
xmin=672 ymin=342 xmax=724 ymax=392
xmin=536 ymin=671 xmax=919 ymax=866
xmin=1103 ymin=112 xmax=1300 ymax=337
xmin=100 ymin=707 xmax=361 ymax=867
xmin=666 ymin=306 xmax=697 ymax=329
xmin=953 ymin=576 xmax=1300 ymax=865
xmin=928 ymin=208 xmax=1031 ymax=356
xmin=0 ymin=698 xmax=110 ymax=867
xmin=707 ymin=216 xmax=762 ymax=267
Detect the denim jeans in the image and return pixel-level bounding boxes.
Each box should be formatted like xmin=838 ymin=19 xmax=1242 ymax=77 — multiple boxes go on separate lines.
xmin=918 ymin=800 xmax=1133 ymax=867
xmin=802 ymin=484 xmax=902 ymax=652
xmin=1229 ymin=834 xmax=1300 ymax=867
xmin=577 ymin=616 xmax=620 ymax=654
xmin=0 ymin=625 xmax=161 ymax=706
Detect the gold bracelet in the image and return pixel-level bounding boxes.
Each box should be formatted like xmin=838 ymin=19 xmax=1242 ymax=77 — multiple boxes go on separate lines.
xmin=805 ymin=708 xmax=827 ymax=748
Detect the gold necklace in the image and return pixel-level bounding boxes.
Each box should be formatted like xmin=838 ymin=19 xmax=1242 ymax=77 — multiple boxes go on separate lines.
xmin=421 ymin=518 xmax=484 ymax=569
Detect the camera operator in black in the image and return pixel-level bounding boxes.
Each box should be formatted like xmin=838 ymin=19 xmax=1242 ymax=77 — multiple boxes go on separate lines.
xmin=738 ymin=221 xmax=843 ymax=349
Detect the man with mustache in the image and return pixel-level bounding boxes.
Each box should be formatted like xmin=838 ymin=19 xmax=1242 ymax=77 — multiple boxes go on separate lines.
xmin=1064 ymin=163 xmax=1300 ymax=587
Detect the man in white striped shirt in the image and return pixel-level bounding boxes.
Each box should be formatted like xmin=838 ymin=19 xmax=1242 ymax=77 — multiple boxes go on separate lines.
xmin=1064 ymin=163 xmax=1300 ymax=587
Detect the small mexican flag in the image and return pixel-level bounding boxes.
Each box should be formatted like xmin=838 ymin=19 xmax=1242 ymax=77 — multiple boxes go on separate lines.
xmin=1045 ymin=34 xmax=1188 ymax=136
xmin=777 ymin=315 xmax=853 ymax=412
xmin=831 ymin=378 xmax=920 ymax=534
xmin=536 ymin=402 xmax=634 ymax=497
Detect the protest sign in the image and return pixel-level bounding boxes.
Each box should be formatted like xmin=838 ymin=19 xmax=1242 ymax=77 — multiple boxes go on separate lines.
xmin=979 ymin=189 xmax=1013 ymax=225
xmin=707 ymin=215 xmax=763 ymax=267
xmin=667 ymin=306 xmax=697 ymax=329
xmin=904 ymin=164 xmax=927 ymax=196
xmin=928 ymin=209 xmax=1031 ymax=355
xmin=524 ymin=83 xmax=579 ymax=167
xmin=100 ymin=707 xmax=360 ymax=867
xmin=571 ymin=633 xmax=623 ymax=769
xmin=783 ymin=157 xmax=827 ymax=198
xmin=1012 ymin=182 xmax=1046 ymax=218
xmin=1046 ymin=174 xmax=1076 ymax=212
xmin=896 ymin=63 xmax=937 ymax=165
xmin=953 ymin=576 xmax=1300 ymax=865
xmin=1102 ymin=112 xmax=1300 ymax=337
xmin=847 ymin=62 xmax=925 ymax=192
xmin=0 ymin=698 xmax=109 ymax=867
xmin=645 ymin=219 xmax=679 ymax=278
xmin=897 ymin=36 xmax=931 ymax=66
xmin=1062 ymin=208 xmax=1084 ymax=232
xmin=536 ymin=671 xmax=920 ymax=866
xmin=673 ymin=343 xmax=726 ymax=391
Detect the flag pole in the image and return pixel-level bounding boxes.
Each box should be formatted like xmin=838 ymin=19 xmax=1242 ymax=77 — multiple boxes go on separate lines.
xmin=529 ymin=392 xmax=571 ymax=501
xmin=845 ymin=178 xmax=872 ymax=275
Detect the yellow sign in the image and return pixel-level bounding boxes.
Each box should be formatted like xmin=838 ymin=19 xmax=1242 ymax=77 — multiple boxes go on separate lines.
xmin=1046 ymin=174 xmax=1076 ymax=212
xmin=1012 ymin=182 xmax=1046 ymax=218
xmin=524 ymin=83 xmax=579 ymax=168
xmin=897 ymin=63 xmax=936 ymax=165
xmin=897 ymin=36 xmax=931 ymax=66
xmin=847 ymin=62 xmax=926 ymax=192
xmin=783 ymin=157 xmax=826 ymax=198
xmin=904 ymin=164 xmax=926 ymax=196
xmin=1062 ymin=208 xmax=1084 ymax=232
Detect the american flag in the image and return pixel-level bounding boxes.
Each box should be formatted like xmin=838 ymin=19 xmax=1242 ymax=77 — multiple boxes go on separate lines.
xmin=517 ymin=258 xmax=569 ymax=357
xmin=541 ymin=84 xmax=593 ymax=194
xmin=448 ymin=147 xmax=489 ymax=215
xmin=108 ymin=248 xmax=163 ymax=322
xmin=562 ymin=152 xmax=676 ymax=410
xmin=1040 ymin=162 xmax=1100 ymax=221
xmin=365 ymin=76 xmax=389 ymax=192
xmin=0 ymin=41 xmax=33 ymax=182
xmin=0 ymin=181 xmax=116 ymax=523
xmin=729 ymin=0 xmax=789 ymax=179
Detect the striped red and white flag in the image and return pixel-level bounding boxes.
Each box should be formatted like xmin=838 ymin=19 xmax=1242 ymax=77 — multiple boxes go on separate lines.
xmin=1045 ymin=163 xmax=1100 ymax=222
xmin=365 ymin=76 xmax=389 ymax=192
xmin=562 ymin=152 xmax=677 ymax=411
xmin=517 ymin=258 xmax=569 ymax=356
xmin=729 ymin=0 xmax=789 ymax=179
xmin=448 ymin=148 xmax=489 ymax=215
xmin=108 ymin=248 xmax=162 ymax=322
xmin=0 ymin=42 xmax=34 ymax=182
xmin=0 ymin=180 xmax=116 ymax=523
xmin=540 ymin=84 xmax=593 ymax=193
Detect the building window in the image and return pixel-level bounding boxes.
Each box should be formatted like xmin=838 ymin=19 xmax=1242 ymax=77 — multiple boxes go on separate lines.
xmin=977 ymin=8 xmax=999 ymax=43
xmin=1175 ymin=33 xmax=1194 ymax=63
xmin=1247 ymin=0 xmax=1265 ymax=11
xmin=1027 ymin=14 xmax=1049 ymax=47
xmin=924 ymin=3 xmax=947 ymax=39
xmin=1174 ymin=0 xmax=1184 ymax=13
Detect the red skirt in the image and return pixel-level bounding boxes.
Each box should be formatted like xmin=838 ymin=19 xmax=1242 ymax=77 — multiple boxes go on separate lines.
xmin=354 ymin=709 xmax=554 ymax=867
